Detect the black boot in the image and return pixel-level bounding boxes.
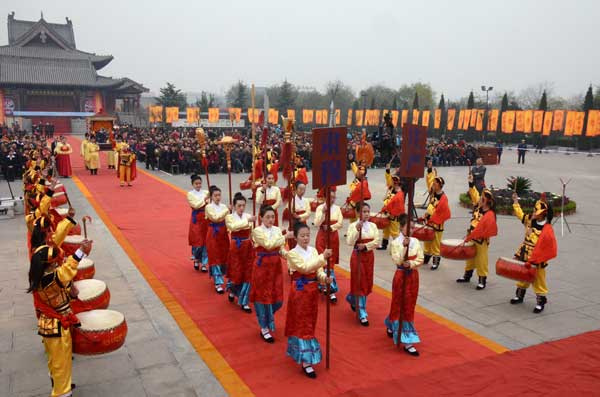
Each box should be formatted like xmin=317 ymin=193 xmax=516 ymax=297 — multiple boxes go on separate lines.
xmin=456 ymin=269 xmax=473 ymax=283
xmin=533 ymin=295 xmax=547 ymax=313
xmin=430 ymin=256 xmax=440 ymax=270
xmin=424 ymin=254 xmax=432 ymax=265
xmin=476 ymin=276 xmax=487 ymax=290
xmin=377 ymin=238 xmax=389 ymax=250
xmin=510 ymin=288 xmax=526 ymax=304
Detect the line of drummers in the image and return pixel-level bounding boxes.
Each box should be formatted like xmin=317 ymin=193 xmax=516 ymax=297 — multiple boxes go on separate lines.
xmin=186 ymin=158 xmax=558 ymax=377
xmin=23 ymin=154 xmax=127 ymax=397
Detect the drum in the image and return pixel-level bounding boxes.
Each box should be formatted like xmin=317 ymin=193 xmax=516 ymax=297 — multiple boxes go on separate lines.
xmin=62 ymin=235 xmax=85 ymax=256
xmin=51 ymin=192 xmax=68 ymax=207
xmin=69 ymin=224 xmax=82 ymax=235
xmin=411 ymin=225 xmax=434 ymax=242
xmin=74 ymin=258 xmax=95 ymax=281
xmin=72 ymin=309 xmax=128 ymax=355
xmin=54 ymin=183 xmax=65 ymax=193
xmin=55 ymin=207 xmax=69 ymax=217
xmin=71 ymin=279 xmax=110 ymax=314
xmin=341 ymin=206 xmax=356 ymax=219
xmin=495 ymin=257 xmax=536 ymax=283
xmin=239 ymin=180 xmax=252 ymax=190
xmin=440 ymin=239 xmax=476 ymax=260
xmin=369 ymin=213 xmax=390 ymax=229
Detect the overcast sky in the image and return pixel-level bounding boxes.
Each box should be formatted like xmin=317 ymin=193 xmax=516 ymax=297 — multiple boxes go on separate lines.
xmin=1 ymin=1 xmax=598 ymax=100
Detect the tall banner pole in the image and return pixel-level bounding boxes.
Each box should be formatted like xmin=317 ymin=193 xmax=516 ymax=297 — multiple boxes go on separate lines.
xmin=325 ymin=185 xmax=331 ymax=369
xmin=250 ymin=85 xmax=256 ymax=223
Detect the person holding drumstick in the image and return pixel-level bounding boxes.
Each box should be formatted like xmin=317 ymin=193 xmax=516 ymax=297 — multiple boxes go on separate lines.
xmin=456 ymin=175 xmax=498 ymax=290
xmin=509 ymin=193 xmax=557 ymax=313
xmin=385 ymin=214 xmax=424 ymax=356
xmin=28 ymin=240 xmax=93 ymax=397
xmin=423 ymin=160 xmax=451 ymax=270
xmin=379 ymin=172 xmax=406 ymax=251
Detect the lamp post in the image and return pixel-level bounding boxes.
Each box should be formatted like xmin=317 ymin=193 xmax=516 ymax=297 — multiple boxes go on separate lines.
xmin=481 ymin=85 xmax=493 ymax=142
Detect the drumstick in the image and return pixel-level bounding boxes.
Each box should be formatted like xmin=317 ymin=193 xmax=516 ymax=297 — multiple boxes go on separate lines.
xmin=82 ymin=216 xmax=92 ymax=239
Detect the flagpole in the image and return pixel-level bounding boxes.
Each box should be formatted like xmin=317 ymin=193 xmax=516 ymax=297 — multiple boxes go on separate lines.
xmin=251 ymin=85 xmax=256 ymax=223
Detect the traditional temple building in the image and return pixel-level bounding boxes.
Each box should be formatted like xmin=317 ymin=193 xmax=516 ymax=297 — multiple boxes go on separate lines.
xmin=0 ymin=12 xmax=148 ymax=133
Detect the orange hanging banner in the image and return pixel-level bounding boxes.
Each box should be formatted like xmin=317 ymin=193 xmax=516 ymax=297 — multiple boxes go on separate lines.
xmin=149 ymin=106 xmax=163 ymax=123
xmin=287 ymin=109 xmax=296 ymax=121
xmin=208 ymin=108 xmax=220 ymax=123
xmin=573 ymin=111 xmax=585 ymax=135
xmin=434 ymin=109 xmax=441 ymax=129
xmin=475 ymin=110 xmax=484 ymax=131
xmin=303 ymin=109 xmax=314 ymax=124
xmin=391 ymin=110 xmax=399 ymax=127
xmin=447 ymin=109 xmax=456 ymax=131
xmin=401 ymin=110 xmax=408 ymax=127
xmin=166 ymin=107 xmax=179 ymax=123
xmin=228 ymin=107 xmax=242 ymax=122
xmin=542 ymin=111 xmax=553 ymax=136
xmin=268 ymin=109 xmax=279 ymax=125
xmin=523 ymin=110 xmax=533 ymax=133
xmin=515 ymin=111 xmax=524 ymax=132
xmin=552 ymin=110 xmax=564 ymax=131
xmin=186 ymin=107 xmax=200 ymax=124
xmin=564 ymin=111 xmax=575 ymax=136
xmin=457 ymin=110 xmax=464 ymax=131
xmin=462 ymin=109 xmax=472 ymax=130
xmin=335 ymin=109 xmax=341 ymax=125
xmin=502 ymin=111 xmax=515 ymax=133
xmin=586 ymin=110 xmax=600 ymax=137
xmin=355 ymin=110 xmax=363 ymax=126
xmin=469 ymin=109 xmax=478 ymax=128
xmin=594 ymin=110 xmax=600 ymax=137
xmin=533 ymin=110 xmax=544 ymax=133
xmin=247 ymin=108 xmax=260 ymax=123
xmin=0 ymin=89 xmax=4 ymax=126
xmin=412 ymin=110 xmax=420 ymax=125
xmin=488 ymin=109 xmax=499 ymax=131
xmin=421 ymin=110 xmax=430 ymax=127
xmin=347 ymin=109 xmax=353 ymax=125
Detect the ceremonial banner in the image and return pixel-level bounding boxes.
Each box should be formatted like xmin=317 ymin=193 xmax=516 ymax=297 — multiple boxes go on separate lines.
xmin=268 ymin=109 xmax=279 ymax=125
xmin=286 ymin=109 xmax=295 ymax=121
xmin=543 ymin=111 xmax=553 ymax=136
xmin=391 ymin=110 xmax=399 ymax=126
xmin=434 ymin=109 xmax=441 ymax=129
xmin=502 ymin=111 xmax=515 ymax=133
xmin=366 ymin=110 xmax=380 ymax=126
xmin=315 ymin=109 xmax=327 ymax=125
xmin=228 ymin=107 xmax=242 ymax=122
xmin=94 ymin=91 xmax=103 ymax=113
xmin=401 ymin=110 xmax=408 ymax=127
xmin=412 ymin=110 xmax=420 ymax=125
xmin=208 ymin=108 xmax=220 ymax=123
xmin=515 ymin=111 xmax=524 ymax=132
xmin=0 ymin=89 xmax=4 ymax=125
xmin=564 ymin=111 xmax=576 ymax=136
xmin=573 ymin=111 xmax=585 ymax=135
xmin=149 ymin=106 xmax=163 ymax=123
xmin=552 ymin=110 xmax=564 ymax=131
xmin=355 ymin=110 xmax=364 ymax=126
xmin=399 ymin=124 xmax=427 ymax=179
xmin=335 ymin=109 xmax=341 ymax=125
xmin=586 ymin=110 xmax=600 ymax=137
xmin=457 ymin=110 xmax=464 ymax=131
xmin=166 ymin=107 xmax=179 ymax=123
xmin=303 ymin=109 xmax=314 ymax=124
xmin=347 ymin=109 xmax=353 ymax=125
xmin=533 ymin=110 xmax=544 ymax=133
xmin=447 ymin=109 xmax=456 ymax=131
xmin=421 ymin=110 xmax=430 ymax=127
xmin=469 ymin=109 xmax=478 ymax=128
xmin=186 ymin=107 xmax=200 ymax=124
xmin=247 ymin=108 xmax=259 ymax=123
xmin=462 ymin=109 xmax=472 ymax=130
xmin=488 ymin=109 xmax=499 ymax=131
xmin=523 ymin=110 xmax=533 ymax=133
xmin=475 ymin=110 xmax=484 ymax=131
xmin=321 ymin=109 xmax=329 ymax=125
xmin=312 ymin=127 xmax=348 ymax=189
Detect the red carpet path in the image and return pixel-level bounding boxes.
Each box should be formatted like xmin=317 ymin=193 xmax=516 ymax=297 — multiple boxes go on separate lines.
xmin=67 ymin=141 xmax=600 ymax=396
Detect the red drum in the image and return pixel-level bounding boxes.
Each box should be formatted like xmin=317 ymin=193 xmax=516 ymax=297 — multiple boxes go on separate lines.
xmin=62 ymin=235 xmax=85 ymax=256
xmin=440 ymin=239 xmax=476 ymax=260
xmin=72 ymin=309 xmax=128 ymax=355
xmin=369 ymin=213 xmax=390 ymax=229
xmin=310 ymin=201 xmax=320 ymax=212
xmin=495 ymin=257 xmax=536 ymax=283
xmin=341 ymin=206 xmax=356 ymax=219
xmin=411 ymin=225 xmax=434 ymax=242
xmin=51 ymin=192 xmax=68 ymax=207
xmin=239 ymin=180 xmax=252 ymax=190
xmin=71 ymin=279 xmax=110 ymax=314
xmin=55 ymin=207 xmax=69 ymax=218
xmin=53 ymin=183 xmax=66 ymax=193
xmin=74 ymin=258 xmax=95 ymax=281
xmin=69 ymin=224 xmax=82 ymax=235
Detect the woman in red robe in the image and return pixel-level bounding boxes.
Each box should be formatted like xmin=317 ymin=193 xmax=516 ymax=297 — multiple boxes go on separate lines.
xmin=53 ymin=137 xmax=73 ymax=177
xmin=205 ymin=186 xmax=230 ymax=294
xmin=187 ymin=175 xmax=209 ymax=272
xmin=314 ymin=189 xmax=343 ymax=303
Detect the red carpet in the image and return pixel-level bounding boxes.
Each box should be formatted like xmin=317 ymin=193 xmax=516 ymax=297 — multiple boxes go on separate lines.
xmin=68 ymin=141 xmax=504 ymax=396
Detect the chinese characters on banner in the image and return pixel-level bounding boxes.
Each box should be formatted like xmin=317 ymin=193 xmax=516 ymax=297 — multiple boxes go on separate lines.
xmin=399 ymin=124 xmax=427 ymax=179
xmin=311 ymin=127 xmax=348 ymax=189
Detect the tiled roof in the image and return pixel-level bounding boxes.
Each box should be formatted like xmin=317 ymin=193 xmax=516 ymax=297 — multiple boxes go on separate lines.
xmin=0 ymin=45 xmax=113 ymax=69
xmin=8 ymin=15 xmax=76 ymax=48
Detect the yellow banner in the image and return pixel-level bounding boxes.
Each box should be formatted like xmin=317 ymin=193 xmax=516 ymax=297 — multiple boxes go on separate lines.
xmin=457 ymin=110 xmax=464 ymax=130
xmin=208 ymin=108 xmax=220 ymax=123
xmin=347 ymin=109 xmax=353 ymax=125
xmin=322 ymin=109 xmax=329 ymax=125
xmin=488 ymin=109 xmax=499 ymax=131
xmin=564 ymin=111 xmax=576 ymax=136
xmin=391 ymin=110 xmax=399 ymax=127
xmin=434 ymin=109 xmax=441 ymax=129
xmin=462 ymin=109 xmax=471 ymax=130
xmin=268 ymin=109 xmax=279 ymax=125
xmin=552 ymin=110 xmax=564 ymax=131
xmin=515 ymin=111 xmax=524 ymax=132
xmin=573 ymin=111 xmax=585 ymax=135
xmin=228 ymin=107 xmax=242 ymax=122
xmin=0 ymin=89 xmax=4 ymax=126
xmin=303 ymin=109 xmax=314 ymax=124
xmin=523 ymin=110 xmax=533 ymax=133
xmin=401 ymin=110 xmax=408 ymax=127
xmin=335 ymin=109 xmax=341 ymax=125
xmin=355 ymin=110 xmax=364 ymax=126
xmin=149 ymin=105 xmax=163 ymax=123
xmin=421 ymin=110 xmax=430 ymax=127
xmin=543 ymin=111 xmax=553 ymax=136
xmin=475 ymin=110 xmax=484 ymax=131
xmin=447 ymin=109 xmax=456 ymax=131
xmin=502 ymin=111 xmax=515 ymax=133
xmin=186 ymin=107 xmax=200 ymax=124
xmin=247 ymin=108 xmax=260 ymax=123
xmin=412 ymin=110 xmax=420 ymax=125
xmin=533 ymin=110 xmax=544 ymax=133
xmin=586 ymin=110 xmax=600 ymax=137
xmin=287 ymin=109 xmax=296 ymax=121
xmin=469 ymin=109 xmax=478 ymax=128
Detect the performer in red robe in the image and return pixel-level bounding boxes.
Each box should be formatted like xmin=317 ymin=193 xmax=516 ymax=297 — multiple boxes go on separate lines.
xmin=314 ymin=189 xmax=343 ymax=303
xmin=205 ymin=186 xmax=230 ymax=294
xmin=345 ymin=163 xmax=371 ymax=222
xmin=256 ymin=174 xmax=282 ymax=226
xmin=53 ymin=137 xmax=73 ymax=177
xmin=187 ymin=174 xmax=209 ymax=272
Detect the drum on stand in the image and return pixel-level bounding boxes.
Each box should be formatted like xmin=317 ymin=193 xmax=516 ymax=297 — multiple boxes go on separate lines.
xmin=440 ymin=239 xmax=476 ymax=260
xmin=55 ymin=207 xmax=69 ymax=218
xmin=411 ymin=224 xmax=434 ymax=241
xmin=341 ymin=206 xmax=356 ymax=219
xmin=369 ymin=213 xmax=389 ymax=229
xmin=72 ymin=309 xmax=127 ymax=355
xmin=62 ymin=235 xmax=85 ymax=256
xmin=495 ymin=257 xmax=536 ymax=283
xmin=51 ymin=192 xmax=68 ymax=207
xmin=71 ymin=279 xmax=110 ymax=314
xmin=74 ymin=258 xmax=95 ymax=281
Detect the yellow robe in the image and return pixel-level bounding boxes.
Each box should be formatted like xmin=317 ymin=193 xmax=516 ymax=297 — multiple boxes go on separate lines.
xmin=81 ymin=139 xmax=90 ymax=168
xmin=87 ymin=143 xmax=100 ymax=170
xmin=256 ymin=186 xmax=282 ymax=210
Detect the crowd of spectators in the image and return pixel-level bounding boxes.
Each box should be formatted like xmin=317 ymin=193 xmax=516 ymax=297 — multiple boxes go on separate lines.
xmin=1 ymin=122 xmax=51 ymax=181
xmin=426 ymin=138 xmax=479 ymax=166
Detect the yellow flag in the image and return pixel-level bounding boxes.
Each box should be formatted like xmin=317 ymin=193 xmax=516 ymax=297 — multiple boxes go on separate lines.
xmin=564 ymin=111 xmax=576 ymax=136
xmin=543 ymin=111 xmax=553 ymax=136
xmin=412 ymin=110 xmax=420 ymax=125
xmin=303 ymin=109 xmax=314 ymax=124
xmin=208 ymin=108 xmax=219 ymax=123
xmin=552 ymin=110 xmax=564 ymax=131
xmin=355 ymin=110 xmax=364 ymax=126
xmin=586 ymin=110 xmax=600 ymax=137
xmin=573 ymin=111 xmax=585 ymax=135
xmin=149 ymin=106 xmax=163 ymax=123
xmin=422 ymin=110 xmax=430 ymax=127
xmin=502 ymin=111 xmax=515 ymax=133
xmin=268 ymin=109 xmax=279 ymax=125
xmin=488 ymin=109 xmax=499 ymax=131
xmin=447 ymin=109 xmax=456 ymax=131
xmin=186 ymin=107 xmax=200 ymax=124
xmin=457 ymin=110 xmax=464 ymax=130
xmin=533 ymin=110 xmax=544 ymax=133
xmin=287 ymin=109 xmax=296 ymax=121
xmin=335 ymin=109 xmax=341 ymax=125
xmin=523 ymin=110 xmax=533 ymax=133
xmin=391 ymin=110 xmax=399 ymax=127
xmin=515 ymin=111 xmax=524 ymax=132
xmin=347 ymin=109 xmax=353 ymax=125
xmin=434 ymin=109 xmax=441 ymax=129
xmin=228 ymin=108 xmax=242 ymax=122
xmin=166 ymin=107 xmax=179 ymax=123
xmin=401 ymin=110 xmax=408 ymax=127
xmin=462 ymin=109 xmax=471 ymax=130
xmin=475 ymin=110 xmax=484 ymax=131
xmin=322 ymin=109 xmax=329 ymax=125
xmin=469 ymin=109 xmax=478 ymax=128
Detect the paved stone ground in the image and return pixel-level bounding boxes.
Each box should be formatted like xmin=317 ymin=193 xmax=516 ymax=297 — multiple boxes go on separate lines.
xmin=1 ymin=146 xmax=599 ymax=396
xmin=0 ymin=176 xmax=225 ymax=396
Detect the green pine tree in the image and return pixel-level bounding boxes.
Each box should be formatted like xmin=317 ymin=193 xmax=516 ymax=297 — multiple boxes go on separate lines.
xmin=582 ymin=85 xmax=594 ymax=140
xmin=501 ymin=93 xmax=509 ymax=112
xmin=539 ymin=91 xmax=548 ymax=111
xmin=467 ymin=91 xmax=475 ymax=109
xmin=412 ymin=92 xmax=419 ymax=110
xmin=156 ymin=82 xmax=187 ymax=109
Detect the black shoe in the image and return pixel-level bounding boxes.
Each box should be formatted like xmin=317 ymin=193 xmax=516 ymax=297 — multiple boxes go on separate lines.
xmin=360 ymin=318 xmax=369 ymax=327
xmin=456 ymin=270 xmax=473 ymax=283
xmin=350 ymin=305 xmax=356 ymax=312
xmin=216 ymin=286 xmax=224 ymax=294
xmin=302 ymin=365 xmax=317 ymax=379
xmin=386 ymin=329 xmax=393 ymax=338
xmin=533 ymin=295 xmax=547 ymax=313
xmin=228 ymin=293 xmax=235 ymax=302
xmin=404 ymin=345 xmax=420 ymax=357
xmin=430 ymin=256 xmax=440 ymax=270
xmin=201 ymin=265 xmax=208 ymax=273
xmin=242 ymin=305 xmax=252 ymax=313
xmin=424 ymin=254 xmax=432 ymax=265
xmin=193 ymin=262 xmax=199 ymax=271
xmin=329 ymin=294 xmax=337 ymax=303
xmin=476 ymin=276 xmax=487 ymax=290
xmin=377 ymin=239 xmax=389 ymax=250
xmin=260 ymin=331 xmax=275 ymax=344
xmin=510 ymin=288 xmax=526 ymax=304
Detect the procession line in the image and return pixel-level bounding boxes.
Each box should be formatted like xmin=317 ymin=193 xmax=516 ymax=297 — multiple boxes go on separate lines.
xmin=71 ymin=175 xmax=253 ymax=397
